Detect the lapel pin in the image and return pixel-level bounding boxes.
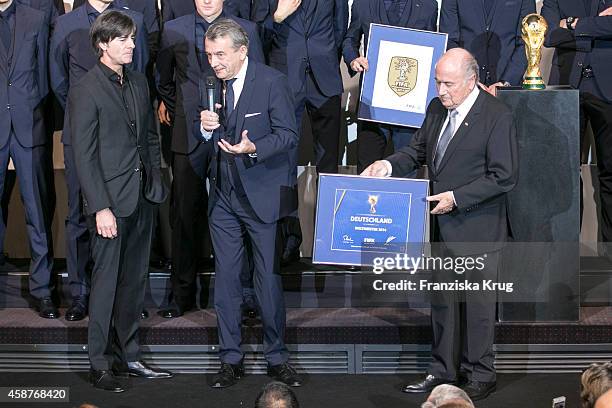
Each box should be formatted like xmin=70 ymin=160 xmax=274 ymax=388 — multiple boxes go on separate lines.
xmin=464 ymin=122 xmax=469 ymax=126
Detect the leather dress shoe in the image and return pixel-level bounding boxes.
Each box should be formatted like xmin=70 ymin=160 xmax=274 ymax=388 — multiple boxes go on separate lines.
xmin=267 ymin=363 xmax=302 ymax=387
xmin=158 ymin=302 xmax=194 ymax=318
xmin=211 ymin=362 xmax=244 ymax=388
xmin=141 ymin=309 xmax=149 ymax=319
xmin=114 ymin=361 xmax=173 ymax=379
xmin=36 ymin=297 xmax=59 ymax=319
xmin=89 ymin=369 xmax=125 ymax=392
xmin=462 ymin=380 xmax=496 ymax=401
xmin=403 ymin=374 xmax=455 ymax=393
xmin=65 ymin=297 xmax=88 ymax=321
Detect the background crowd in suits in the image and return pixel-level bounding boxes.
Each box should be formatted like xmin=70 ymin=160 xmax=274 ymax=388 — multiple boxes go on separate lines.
xmin=1 ymin=0 xmax=610 ymax=326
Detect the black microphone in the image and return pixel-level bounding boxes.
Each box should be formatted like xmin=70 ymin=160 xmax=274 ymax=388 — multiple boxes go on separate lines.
xmin=206 ymin=76 xmax=216 ymax=112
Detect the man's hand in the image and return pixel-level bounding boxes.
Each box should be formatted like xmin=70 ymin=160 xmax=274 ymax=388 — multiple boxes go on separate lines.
xmin=560 ymin=17 xmax=579 ymax=29
xmin=559 ymin=18 xmax=567 ymax=28
xmin=274 ymin=0 xmax=301 ymax=23
xmin=350 ymin=57 xmax=369 ymax=73
xmin=600 ymin=7 xmax=612 ymax=16
xmin=486 ymin=81 xmax=506 ymax=96
xmin=201 ymin=103 xmax=223 ymax=132
xmin=218 ymin=130 xmax=256 ymax=155
xmin=427 ymin=192 xmax=455 ymax=215
xmin=96 ymin=208 xmax=117 ymax=239
xmin=158 ymin=101 xmax=171 ymax=126
xmin=361 ymin=160 xmax=390 ymax=177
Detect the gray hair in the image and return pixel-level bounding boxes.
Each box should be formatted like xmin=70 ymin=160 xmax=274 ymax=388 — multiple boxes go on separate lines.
xmin=205 ymin=18 xmax=249 ymax=51
xmin=421 ymin=384 xmax=474 ymax=408
xmin=463 ymin=52 xmax=479 ymax=81
xmin=255 ymin=382 xmax=299 ymax=408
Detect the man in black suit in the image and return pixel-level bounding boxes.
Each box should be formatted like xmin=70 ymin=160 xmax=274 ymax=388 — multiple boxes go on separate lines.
xmin=199 ymin=18 xmax=301 ymax=389
xmin=363 ymin=48 xmax=518 ymax=401
xmin=161 ymin=0 xmax=251 ymax=23
xmin=541 ymin=0 xmax=612 ymax=247
xmin=69 ymin=10 xmax=171 ymax=392
xmin=156 ymin=0 xmax=264 ymax=318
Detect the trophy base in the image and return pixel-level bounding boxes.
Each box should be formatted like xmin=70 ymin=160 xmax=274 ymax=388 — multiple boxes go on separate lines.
xmin=522 ymin=77 xmax=546 ymax=90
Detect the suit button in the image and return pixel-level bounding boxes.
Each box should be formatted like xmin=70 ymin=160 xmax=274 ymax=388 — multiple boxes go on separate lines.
xmin=578 ymin=62 xmax=583 ymax=67
xmin=137 ymin=144 xmax=142 ymax=149
xmin=6 ymin=104 xmax=9 ymax=110
xmin=7 ymin=82 xmax=11 ymax=86
xmin=134 ymin=168 xmax=140 ymax=172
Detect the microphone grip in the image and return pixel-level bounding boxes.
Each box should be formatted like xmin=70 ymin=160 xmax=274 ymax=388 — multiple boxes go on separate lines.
xmin=207 ymin=89 xmax=215 ymax=113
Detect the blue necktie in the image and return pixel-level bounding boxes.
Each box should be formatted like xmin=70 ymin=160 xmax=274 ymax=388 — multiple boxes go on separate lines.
xmin=0 ymin=12 xmax=11 ymax=52
xmin=434 ymin=110 xmax=459 ymax=170
xmin=224 ymin=78 xmax=237 ymax=121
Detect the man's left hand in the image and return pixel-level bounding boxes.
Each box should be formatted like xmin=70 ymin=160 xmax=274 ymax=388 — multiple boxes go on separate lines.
xmin=600 ymin=7 xmax=612 ymax=16
xmin=218 ymin=130 xmax=256 ymax=155
xmin=427 ymin=191 xmax=455 ymax=215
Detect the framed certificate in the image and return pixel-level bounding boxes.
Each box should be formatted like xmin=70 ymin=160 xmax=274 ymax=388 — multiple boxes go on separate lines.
xmin=313 ymin=174 xmax=429 ymax=266
xmin=358 ymin=24 xmax=448 ymax=128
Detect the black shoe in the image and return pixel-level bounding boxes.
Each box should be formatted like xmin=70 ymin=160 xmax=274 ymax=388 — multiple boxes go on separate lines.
xmin=211 ymin=362 xmax=244 ymax=388
xmin=65 ymin=297 xmax=88 ymax=321
xmin=114 ymin=361 xmax=173 ymax=379
xmin=36 ymin=296 xmax=59 ymax=319
xmin=462 ymin=380 xmax=496 ymax=401
xmin=158 ymin=302 xmax=194 ymax=319
xmin=0 ymin=252 xmax=5 ymax=266
xmin=89 ymin=369 xmax=125 ymax=392
xmin=402 ymin=374 xmax=455 ymax=393
xmin=141 ymin=309 xmax=149 ymax=319
xmin=267 ymin=363 xmax=302 ymax=387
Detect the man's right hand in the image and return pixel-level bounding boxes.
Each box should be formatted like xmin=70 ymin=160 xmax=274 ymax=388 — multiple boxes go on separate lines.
xmin=274 ymin=0 xmax=301 ymax=23
xmin=158 ymin=101 xmax=172 ymax=126
xmin=201 ymin=103 xmax=223 ymax=132
xmin=361 ymin=161 xmax=390 ymax=177
xmin=96 ymin=208 xmax=117 ymax=239
xmin=600 ymin=6 xmax=612 ymax=16
xmin=350 ymin=57 xmax=369 ymax=73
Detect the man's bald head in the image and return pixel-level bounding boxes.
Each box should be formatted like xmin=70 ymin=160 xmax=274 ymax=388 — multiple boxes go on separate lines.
xmin=435 ymin=48 xmax=479 ymax=109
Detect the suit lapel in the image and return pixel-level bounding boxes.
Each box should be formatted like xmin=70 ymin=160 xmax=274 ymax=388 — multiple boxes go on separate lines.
xmin=435 ymin=92 xmax=485 ymax=173
xmin=372 ymin=0 xmax=390 ymax=26
xmin=93 ymin=65 xmax=136 ymax=136
xmin=233 ymin=61 xmax=256 ymax=142
xmin=9 ymin=5 xmax=30 ymax=77
xmin=427 ymin=112 xmax=447 ymax=167
xmin=488 ymin=0 xmax=501 ymax=31
xmin=398 ymin=0 xmax=416 ymax=28
xmin=303 ymin=0 xmax=318 ymax=34
xmin=590 ymin=0 xmax=600 ymax=16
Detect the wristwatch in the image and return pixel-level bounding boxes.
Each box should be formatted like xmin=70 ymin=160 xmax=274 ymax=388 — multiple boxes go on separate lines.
xmin=566 ymin=16 xmax=576 ymax=30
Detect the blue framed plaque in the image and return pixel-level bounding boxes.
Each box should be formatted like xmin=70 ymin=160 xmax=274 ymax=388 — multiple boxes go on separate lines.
xmin=359 ymin=24 xmax=448 ymax=128
xmin=313 ymin=174 xmax=429 ymax=266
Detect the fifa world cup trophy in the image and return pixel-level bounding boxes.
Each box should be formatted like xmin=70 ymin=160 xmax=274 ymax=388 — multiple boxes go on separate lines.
xmin=522 ymin=13 xmax=548 ymax=90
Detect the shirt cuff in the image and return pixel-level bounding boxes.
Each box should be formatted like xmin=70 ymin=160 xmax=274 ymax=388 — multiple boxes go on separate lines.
xmin=450 ymin=191 xmax=457 ymax=206
xmin=200 ymin=124 xmax=213 ymax=141
xmin=382 ymin=160 xmax=393 ymax=177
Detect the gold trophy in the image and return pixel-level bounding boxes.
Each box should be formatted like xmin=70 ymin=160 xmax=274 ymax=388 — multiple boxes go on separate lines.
xmin=521 ymin=13 xmax=548 ymax=90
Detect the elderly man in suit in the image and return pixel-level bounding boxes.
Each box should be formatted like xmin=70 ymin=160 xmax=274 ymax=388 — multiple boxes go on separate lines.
xmin=199 ymin=18 xmax=301 ymax=389
xmin=49 ymin=0 xmax=149 ymax=321
xmin=541 ymin=0 xmax=612 ymax=250
xmin=343 ymin=0 xmax=439 ymax=173
xmin=69 ymin=10 xmax=170 ymax=392
xmin=363 ymin=48 xmax=518 ymax=401
xmin=156 ymin=0 xmax=264 ymax=319
xmin=0 ymin=0 xmax=55 ymax=317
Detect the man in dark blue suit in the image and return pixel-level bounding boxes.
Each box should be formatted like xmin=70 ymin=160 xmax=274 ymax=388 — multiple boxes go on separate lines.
xmin=343 ymin=0 xmax=439 ymax=173
xmin=199 ymin=18 xmax=301 ymax=389
xmin=440 ymin=0 xmax=534 ymax=93
xmin=541 ymin=0 xmax=612 ymax=248
xmin=156 ymin=0 xmax=264 ymax=318
xmin=0 ymin=0 xmax=56 ymax=317
xmin=49 ymin=0 xmax=149 ymax=321
xmin=252 ymin=0 xmax=348 ymax=264
xmin=161 ymin=0 xmax=251 ymax=23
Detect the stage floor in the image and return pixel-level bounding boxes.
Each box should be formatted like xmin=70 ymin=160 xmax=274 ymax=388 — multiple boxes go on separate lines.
xmin=0 ymin=371 xmax=580 ymax=408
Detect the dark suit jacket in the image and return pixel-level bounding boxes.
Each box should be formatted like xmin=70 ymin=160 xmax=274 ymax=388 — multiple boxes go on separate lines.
xmin=156 ymin=12 xmax=264 ymax=155
xmin=206 ymin=61 xmax=298 ymax=223
xmin=18 ymin=0 xmax=60 ymax=28
xmin=251 ymin=0 xmax=347 ymax=98
xmin=343 ymin=0 xmax=438 ymax=77
xmin=386 ymin=91 xmax=518 ymax=251
xmin=541 ymin=0 xmax=612 ymax=103
xmin=440 ymin=0 xmax=534 ymax=86
xmin=0 ymin=4 xmax=48 ymax=149
xmin=49 ymin=1 xmax=149 ymax=145
xmin=69 ymin=64 xmax=167 ymax=217
xmin=161 ymin=0 xmax=251 ymax=23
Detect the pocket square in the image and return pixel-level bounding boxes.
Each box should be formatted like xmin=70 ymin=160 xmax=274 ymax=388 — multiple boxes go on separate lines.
xmin=245 ymin=112 xmax=261 ymax=118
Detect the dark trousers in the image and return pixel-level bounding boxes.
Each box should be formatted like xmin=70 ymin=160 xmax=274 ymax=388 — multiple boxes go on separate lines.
xmin=210 ymin=186 xmax=288 ymax=366
xmin=356 ymin=121 xmax=417 ymax=173
xmin=64 ymin=144 xmax=92 ymax=298
xmin=169 ymin=143 xmax=210 ymax=307
xmin=427 ymin=251 xmax=499 ymax=383
xmin=580 ymin=91 xmax=612 ymax=242
xmin=0 ymin=133 xmax=54 ymax=298
xmin=87 ymin=195 xmax=155 ymax=370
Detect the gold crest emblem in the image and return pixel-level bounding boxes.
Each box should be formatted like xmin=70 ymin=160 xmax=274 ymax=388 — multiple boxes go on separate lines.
xmin=368 ymin=195 xmax=379 ymax=214
xmin=387 ymin=57 xmax=418 ymax=97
